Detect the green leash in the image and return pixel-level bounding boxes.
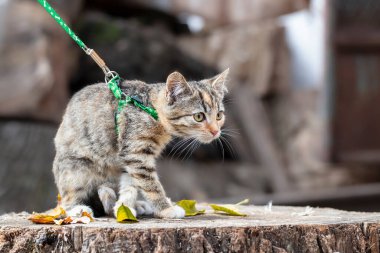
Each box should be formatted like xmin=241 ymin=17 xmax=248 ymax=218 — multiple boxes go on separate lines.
xmin=37 ymin=0 xmax=158 ymax=133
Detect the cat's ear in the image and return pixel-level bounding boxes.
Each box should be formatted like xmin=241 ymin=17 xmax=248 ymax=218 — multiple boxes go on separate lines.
xmin=208 ymin=68 xmax=229 ymax=97
xmin=166 ymin=71 xmax=192 ymax=104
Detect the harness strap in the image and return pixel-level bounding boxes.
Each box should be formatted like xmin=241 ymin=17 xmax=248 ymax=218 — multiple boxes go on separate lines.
xmin=37 ymin=0 xmax=159 ymax=133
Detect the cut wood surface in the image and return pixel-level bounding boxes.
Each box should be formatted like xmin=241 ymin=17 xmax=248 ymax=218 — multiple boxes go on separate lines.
xmin=1 ymin=206 xmax=380 ymax=252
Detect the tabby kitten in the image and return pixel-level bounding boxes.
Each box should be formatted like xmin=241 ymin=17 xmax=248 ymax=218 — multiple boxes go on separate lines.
xmin=53 ymin=69 xmax=229 ymax=218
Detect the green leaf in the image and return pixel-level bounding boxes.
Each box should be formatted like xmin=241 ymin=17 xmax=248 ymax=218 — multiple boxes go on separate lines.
xmin=176 ymin=200 xmax=205 ymax=216
xmin=210 ymin=204 xmax=247 ymax=216
xmin=116 ymin=204 xmax=138 ymax=223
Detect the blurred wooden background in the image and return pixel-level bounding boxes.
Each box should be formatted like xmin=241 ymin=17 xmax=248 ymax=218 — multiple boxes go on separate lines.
xmin=1 ymin=0 xmax=380 ymax=214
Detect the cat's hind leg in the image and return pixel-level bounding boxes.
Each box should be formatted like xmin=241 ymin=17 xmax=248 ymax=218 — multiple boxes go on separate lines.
xmin=60 ymin=189 xmax=96 ymax=218
xmin=53 ymin=156 xmax=104 ymax=217
xmin=58 ymin=178 xmax=96 ymax=217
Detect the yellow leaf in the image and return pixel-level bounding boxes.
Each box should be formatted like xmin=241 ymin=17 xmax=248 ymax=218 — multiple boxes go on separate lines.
xmin=116 ymin=204 xmax=138 ymax=223
xmin=235 ymin=199 xmax=249 ymax=205
xmin=176 ymin=200 xmax=205 ymax=216
xmin=210 ymin=204 xmax=247 ymax=216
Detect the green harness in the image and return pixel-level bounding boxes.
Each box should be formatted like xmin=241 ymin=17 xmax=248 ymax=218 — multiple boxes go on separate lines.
xmin=108 ymin=75 xmax=158 ymax=134
xmin=37 ymin=0 xmax=158 ymax=133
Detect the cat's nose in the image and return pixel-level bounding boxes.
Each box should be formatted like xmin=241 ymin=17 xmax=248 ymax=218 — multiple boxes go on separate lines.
xmin=210 ymin=129 xmax=220 ymax=137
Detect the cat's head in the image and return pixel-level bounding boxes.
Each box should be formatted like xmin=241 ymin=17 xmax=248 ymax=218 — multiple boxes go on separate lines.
xmin=159 ymin=69 xmax=229 ymax=144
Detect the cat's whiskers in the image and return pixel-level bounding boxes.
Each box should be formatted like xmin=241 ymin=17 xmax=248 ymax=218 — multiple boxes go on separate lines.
xmin=221 ymin=128 xmax=240 ymax=136
xmin=219 ymin=135 xmax=236 ymax=158
xmin=181 ymin=140 xmax=194 ymax=161
xmin=222 ymin=128 xmax=240 ymax=133
xmin=182 ymin=139 xmax=200 ymax=161
xmin=220 ymin=132 xmax=237 ymax=139
xmin=216 ymin=138 xmax=225 ymax=162
xmin=223 ymin=97 xmax=236 ymax=105
xmin=168 ymin=138 xmax=193 ymax=160
xmin=168 ymin=138 xmax=188 ymax=156
xmin=178 ymin=138 xmax=197 ymax=160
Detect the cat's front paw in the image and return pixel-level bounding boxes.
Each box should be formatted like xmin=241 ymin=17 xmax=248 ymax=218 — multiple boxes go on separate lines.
xmin=136 ymin=200 xmax=154 ymax=216
xmin=98 ymin=185 xmax=117 ymax=216
xmin=156 ymin=205 xmax=185 ymax=219
xmin=113 ymin=201 xmax=137 ymax=218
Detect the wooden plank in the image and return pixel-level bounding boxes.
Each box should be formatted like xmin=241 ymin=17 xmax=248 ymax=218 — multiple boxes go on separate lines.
xmin=335 ymin=28 xmax=380 ymax=49
xmin=230 ymin=85 xmax=290 ymax=192
xmin=328 ymin=0 xmax=380 ymax=163
xmin=331 ymin=51 xmax=380 ymax=163
xmin=338 ymin=150 xmax=380 ymax=164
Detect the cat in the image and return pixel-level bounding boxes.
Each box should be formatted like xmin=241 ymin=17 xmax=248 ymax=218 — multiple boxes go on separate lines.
xmin=53 ymin=69 xmax=229 ymax=218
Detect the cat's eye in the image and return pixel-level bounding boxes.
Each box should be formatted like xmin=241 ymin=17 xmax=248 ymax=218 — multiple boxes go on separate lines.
xmin=193 ymin=112 xmax=205 ymax=122
xmin=216 ymin=111 xmax=224 ymax=120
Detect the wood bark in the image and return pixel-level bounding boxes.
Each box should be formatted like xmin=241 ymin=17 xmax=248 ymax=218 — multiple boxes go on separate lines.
xmin=1 ymin=206 xmax=380 ymax=252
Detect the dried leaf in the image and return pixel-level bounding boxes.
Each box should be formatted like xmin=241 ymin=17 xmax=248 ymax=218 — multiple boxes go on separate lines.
xmin=54 ymin=216 xmax=73 ymax=225
xmin=29 ymin=215 xmax=56 ymax=224
xmin=54 ymin=219 xmax=64 ymax=225
xmin=210 ymin=204 xmax=247 ymax=216
xmin=71 ymin=216 xmax=91 ymax=224
xmin=29 ymin=206 xmax=66 ymax=224
xmin=49 ymin=206 xmax=66 ymax=217
xmin=64 ymin=216 xmax=74 ymax=223
xmin=176 ymin=200 xmax=205 ymax=216
xmin=116 ymin=204 xmax=138 ymax=223
xmin=29 ymin=194 xmax=95 ymax=225
xmin=51 ymin=211 xmax=93 ymax=225
xmin=82 ymin=211 xmax=94 ymax=221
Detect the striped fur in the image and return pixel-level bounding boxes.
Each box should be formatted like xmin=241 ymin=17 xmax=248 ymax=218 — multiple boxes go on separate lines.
xmin=53 ymin=69 xmax=229 ymax=218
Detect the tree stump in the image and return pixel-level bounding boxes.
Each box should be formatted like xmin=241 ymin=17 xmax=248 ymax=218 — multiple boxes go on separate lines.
xmin=1 ymin=206 xmax=380 ymax=252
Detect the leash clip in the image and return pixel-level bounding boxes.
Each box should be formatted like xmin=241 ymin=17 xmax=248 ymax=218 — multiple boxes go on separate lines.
xmin=105 ymin=70 xmax=119 ymax=83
